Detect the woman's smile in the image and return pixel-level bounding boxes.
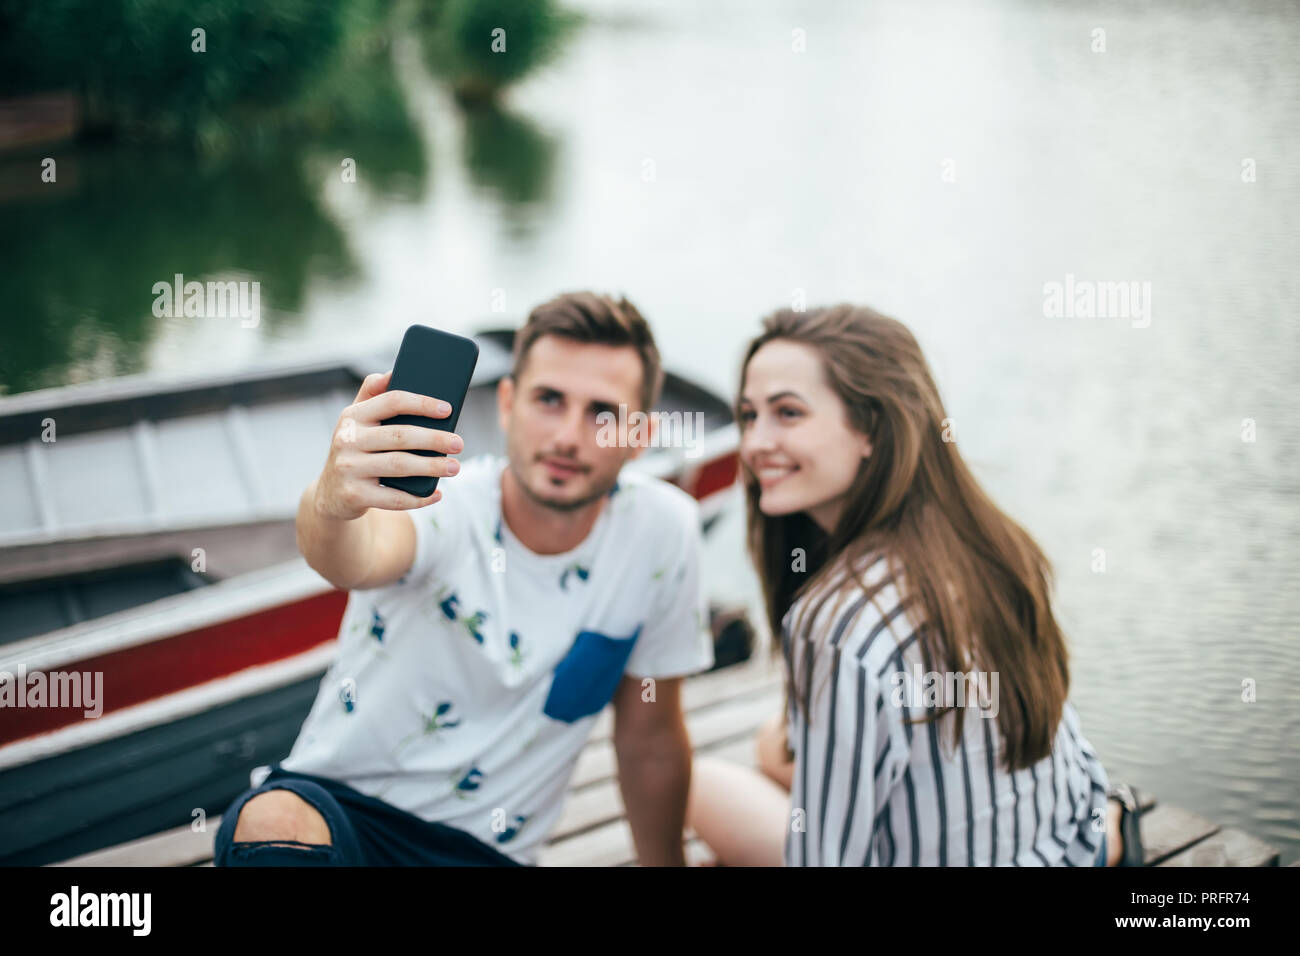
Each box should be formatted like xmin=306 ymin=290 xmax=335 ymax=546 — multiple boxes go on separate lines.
xmin=756 ymin=463 xmax=799 ymax=489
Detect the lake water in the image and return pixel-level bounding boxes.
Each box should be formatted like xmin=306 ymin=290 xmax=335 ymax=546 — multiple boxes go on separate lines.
xmin=2 ymin=0 xmax=1297 ymax=861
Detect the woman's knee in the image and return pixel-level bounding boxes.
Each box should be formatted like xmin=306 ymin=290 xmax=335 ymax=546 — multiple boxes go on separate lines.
xmin=686 ymin=755 xmax=789 ymax=866
xmin=232 ymin=788 xmax=333 ymax=846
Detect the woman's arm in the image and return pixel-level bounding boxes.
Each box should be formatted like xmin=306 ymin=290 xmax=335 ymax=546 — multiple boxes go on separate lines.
xmin=756 ymin=713 xmax=794 ymax=791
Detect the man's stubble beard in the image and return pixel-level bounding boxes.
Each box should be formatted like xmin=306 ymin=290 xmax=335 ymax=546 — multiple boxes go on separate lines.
xmin=506 ymin=456 xmax=619 ymax=514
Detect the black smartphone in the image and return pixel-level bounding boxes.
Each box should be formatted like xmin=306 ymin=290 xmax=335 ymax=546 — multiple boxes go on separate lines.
xmin=378 ymin=324 xmax=480 ymax=498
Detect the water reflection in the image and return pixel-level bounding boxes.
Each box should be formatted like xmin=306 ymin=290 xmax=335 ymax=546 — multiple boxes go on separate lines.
xmin=0 ymin=7 xmax=579 ymax=392
xmin=301 ymin=32 xmax=431 ymax=205
xmin=461 ymin=103 xmax=559 ymax=235
xmin=0 ymin=147 xmax=358 ymax=393
xmin=0 ymin=15 xmax=437 ymax=394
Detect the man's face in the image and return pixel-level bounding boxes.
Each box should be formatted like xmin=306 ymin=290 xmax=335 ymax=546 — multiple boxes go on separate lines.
xmin=498 ymin=335 xmax=648 ymax=512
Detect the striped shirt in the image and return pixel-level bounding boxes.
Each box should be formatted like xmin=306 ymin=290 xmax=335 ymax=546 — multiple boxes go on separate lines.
xmin=782 ymin=555 xmax=1109 ymax=866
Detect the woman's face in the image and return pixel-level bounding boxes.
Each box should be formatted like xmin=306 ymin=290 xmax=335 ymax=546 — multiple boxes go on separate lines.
xmin=738 ymin=340 xmax=872 ymax=532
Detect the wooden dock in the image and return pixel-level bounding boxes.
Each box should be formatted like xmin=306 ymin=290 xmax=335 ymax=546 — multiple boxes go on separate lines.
xmin=51 ymin=658 xmax=1283 ymax=867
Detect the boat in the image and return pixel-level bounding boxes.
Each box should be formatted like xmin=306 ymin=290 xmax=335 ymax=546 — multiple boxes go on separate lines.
xmin=0 ymin=328 xmax=743 ymax=865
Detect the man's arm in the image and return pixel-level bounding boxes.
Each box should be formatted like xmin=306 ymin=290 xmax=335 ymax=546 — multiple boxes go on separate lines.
xmin=611 ymin=674 xmax=692 ymax=866
xmin=296 ymin=480 xmax=420 ymax=591
xmin=297 ymin=370 xmax=463 ymax=591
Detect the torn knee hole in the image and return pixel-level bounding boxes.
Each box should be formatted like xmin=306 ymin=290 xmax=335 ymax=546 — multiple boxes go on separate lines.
xmin=234 ymin=838 xmax=330 ymax=851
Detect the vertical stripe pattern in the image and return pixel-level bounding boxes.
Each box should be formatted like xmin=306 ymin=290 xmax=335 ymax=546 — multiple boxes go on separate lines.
xmin=782 ymin=556 xmax=1111 ymax=866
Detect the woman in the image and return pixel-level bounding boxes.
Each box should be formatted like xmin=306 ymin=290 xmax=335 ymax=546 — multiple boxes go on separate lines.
xmin=686 ymin=304 xmax=1144 ymax=866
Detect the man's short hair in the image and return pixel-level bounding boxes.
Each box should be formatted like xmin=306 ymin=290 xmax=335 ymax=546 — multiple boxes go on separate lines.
xmin=511 ymin=292 xmax=664 ymax=412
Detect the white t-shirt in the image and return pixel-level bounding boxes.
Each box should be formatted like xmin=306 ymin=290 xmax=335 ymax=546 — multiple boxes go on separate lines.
xmin=266 ymin=454 xmax=715 ymax=863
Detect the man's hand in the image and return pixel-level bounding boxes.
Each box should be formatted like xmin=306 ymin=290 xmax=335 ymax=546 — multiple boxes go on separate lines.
xmin=313 ymin=370 xmax=464 ymax=520
xmin=297 ymin=371 xmax=465 ymax=591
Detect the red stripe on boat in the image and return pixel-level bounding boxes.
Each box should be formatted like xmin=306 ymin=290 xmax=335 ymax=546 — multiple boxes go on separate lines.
xmin=686 ymin=451 xmax=739 ymax=501
xmin=0 ymin=590 xmax=347 ymax=746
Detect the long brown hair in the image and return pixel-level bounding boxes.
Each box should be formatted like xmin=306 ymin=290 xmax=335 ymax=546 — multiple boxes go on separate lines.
xmin=739 ymin=305 xmax=1069 ymax=772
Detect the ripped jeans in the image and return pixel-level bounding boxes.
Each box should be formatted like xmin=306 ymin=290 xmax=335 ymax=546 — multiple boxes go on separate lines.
xmin=214 ymin=765 xmax=526 ymax=867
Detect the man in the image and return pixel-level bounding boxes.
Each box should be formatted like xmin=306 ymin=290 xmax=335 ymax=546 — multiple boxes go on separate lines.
xmin=213 ymin=292 xmax=713 ymax=866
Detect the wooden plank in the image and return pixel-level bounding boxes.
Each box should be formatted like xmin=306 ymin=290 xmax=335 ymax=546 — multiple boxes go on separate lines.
xmin=549 ymin=717 xmax=766 ymax=847
xmin=543 ymin=737 xmax=758 ymax=867
xmin=1138 ymin=804 xmax=1219 ymax=866
xmin=539 ymin=818 xmax=637 ymax=867
xmin=586 ymin=659 xmax=781 ymax=743
xmin=52 ymin=820 xmax=218 ymax=868
xmin=1158 ymin=827 xmax=1279 ymax=867
xmin=568 ymin=685 xmax=782 ymax=791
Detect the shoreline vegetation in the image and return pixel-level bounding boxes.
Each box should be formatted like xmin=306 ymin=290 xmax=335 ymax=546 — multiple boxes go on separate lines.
xmin=0 ymin=0 xmax=579 ymax=395
xmin=0 ymin=0 xmax=581 ymax=156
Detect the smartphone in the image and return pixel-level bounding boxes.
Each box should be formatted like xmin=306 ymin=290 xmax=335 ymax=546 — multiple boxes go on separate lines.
xmin=378 ymin=324 xmax=480 ymax=498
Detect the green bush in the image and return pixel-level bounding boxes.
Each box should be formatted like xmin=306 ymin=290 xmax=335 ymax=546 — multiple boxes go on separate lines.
xmin=421 ymin=0 xmax=579 ymax=104
xmin=0 ymin=0 xmax=398 ymax=152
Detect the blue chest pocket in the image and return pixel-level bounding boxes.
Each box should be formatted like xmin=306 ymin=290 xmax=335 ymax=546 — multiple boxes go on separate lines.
xmin=543 ymin=626 xmax=642 ymax=724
